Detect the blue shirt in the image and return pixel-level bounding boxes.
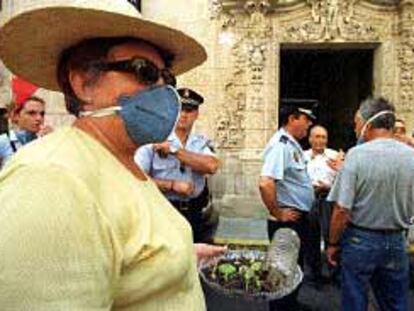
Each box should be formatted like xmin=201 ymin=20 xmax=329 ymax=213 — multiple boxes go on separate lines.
xmin=0 ymin=129 xmax=39 ymax=169
xmin=0 ymin=130 xmax=22 ymax=169
xmin=135 ymin=132 xmax=216 ymax=201
xmin=261 ymin=128 xmax=314 ymax=214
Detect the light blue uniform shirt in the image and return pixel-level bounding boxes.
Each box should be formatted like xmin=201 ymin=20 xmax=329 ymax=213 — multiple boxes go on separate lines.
xmin=135 ymin=132 xmax=216 ymax=201
xmin=261 ymin=127 xmax=314 ymax=214
xmin=0 ymin=130 xmax=22 ymax=169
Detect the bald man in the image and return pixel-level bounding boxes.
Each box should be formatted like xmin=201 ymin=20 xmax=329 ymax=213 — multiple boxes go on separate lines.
xmin=393 ymin=118 xmax=414 ymax=147
xmin=304 ymin=125 xmax=341 ymax=284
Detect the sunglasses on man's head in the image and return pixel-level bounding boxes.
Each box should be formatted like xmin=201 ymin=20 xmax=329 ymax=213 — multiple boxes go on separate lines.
xmin=93 ymin=57 xmax=176 ymax=87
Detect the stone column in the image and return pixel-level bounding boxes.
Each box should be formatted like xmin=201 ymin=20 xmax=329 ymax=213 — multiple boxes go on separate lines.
xmin=398 ymin=0 xmax=414 ymax=116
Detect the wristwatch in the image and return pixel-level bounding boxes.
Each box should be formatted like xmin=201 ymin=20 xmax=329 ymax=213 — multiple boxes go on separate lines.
xmin=169 ymin=144 xmax=180 ymax=155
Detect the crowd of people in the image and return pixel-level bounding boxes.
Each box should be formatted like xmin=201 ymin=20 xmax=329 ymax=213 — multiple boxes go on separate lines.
xmin=0 ymin=1 xmax=413 ymax=311
xmin=260 ymin=98 xmax=414 ymax=311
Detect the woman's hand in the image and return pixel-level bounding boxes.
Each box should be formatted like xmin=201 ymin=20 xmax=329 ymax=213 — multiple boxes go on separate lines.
xmin=194 ymin=243 xmax=227 ymax=265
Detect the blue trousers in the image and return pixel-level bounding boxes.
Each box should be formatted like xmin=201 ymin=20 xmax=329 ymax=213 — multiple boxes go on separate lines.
xmin=341 ymin=226 xmax=409 ymax=311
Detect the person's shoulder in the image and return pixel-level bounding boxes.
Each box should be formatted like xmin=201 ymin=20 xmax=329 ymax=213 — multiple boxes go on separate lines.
xmin=343 ymin=145 xmax=360 ymax=159
xmin=136 ymin=143 xmax=153 ymax=153
xmin=393 ymin=139 xmax=414 ymax=154
xmin=191 ymin=133 xmax=213 ymax=142
xmin=278 ymin=134 xmax=289 ymax=145
xmin=12 ymin=127 xmax=98 ymax=171
xmin=191 ymin=133 xmax=215 ymax=148
xmin=0 ymin=133 xmax=8 ymax=143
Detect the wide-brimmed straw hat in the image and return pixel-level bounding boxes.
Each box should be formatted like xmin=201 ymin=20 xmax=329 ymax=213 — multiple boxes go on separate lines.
xmin=0 ymin=0 xmax=207 ymax=91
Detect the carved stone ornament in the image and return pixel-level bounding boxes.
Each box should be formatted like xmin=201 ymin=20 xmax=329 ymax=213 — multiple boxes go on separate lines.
xmin=284 ymin=0 xmax=379 ymax=42
xmin=398 ymin=1 xmax=414 ymax=112
xmin=214 ymin=2 xmax=274 ymax=148
xmin=209 ymin=0 xmax=224 ymax=20
xmin=215 ymin=39 xmax=248 ymax=148
xmin=245 ymin=1 xmax=272 ymax=91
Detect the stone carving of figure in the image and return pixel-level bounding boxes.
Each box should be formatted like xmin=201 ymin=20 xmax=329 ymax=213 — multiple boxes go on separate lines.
xmin=325 ymin=0 xmax=340 ymax=38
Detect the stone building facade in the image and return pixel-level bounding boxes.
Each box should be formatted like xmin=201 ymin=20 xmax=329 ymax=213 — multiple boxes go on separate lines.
xmin=143 ymin=0 xmax=414 ymax=218
xmin=1 ymin=0 xmax=413 ymax=219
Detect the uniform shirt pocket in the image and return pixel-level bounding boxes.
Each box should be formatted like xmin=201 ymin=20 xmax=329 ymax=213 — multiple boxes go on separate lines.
xmin=152 ymin=156 xmax=179 ymax=174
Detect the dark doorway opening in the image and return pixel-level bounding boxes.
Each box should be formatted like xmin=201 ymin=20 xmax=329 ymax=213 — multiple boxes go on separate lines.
xmin=280 ymin=48 xmax=374 ymax=151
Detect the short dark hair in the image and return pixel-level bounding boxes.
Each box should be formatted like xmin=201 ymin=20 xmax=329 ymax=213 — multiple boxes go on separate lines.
xmin=10 ymin=96 xmax=45 ymax=114
xmin=279 ymin=106 xmax=302 ymax=127
xmin=359 ymin=97 xmax=395 ymax=130
xmin=56 ymin=37 xmax=173 ymax=116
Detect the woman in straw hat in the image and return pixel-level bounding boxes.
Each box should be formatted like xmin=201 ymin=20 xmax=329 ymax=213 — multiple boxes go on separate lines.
xmin=0 ymin=1 xmax=224 ymax=309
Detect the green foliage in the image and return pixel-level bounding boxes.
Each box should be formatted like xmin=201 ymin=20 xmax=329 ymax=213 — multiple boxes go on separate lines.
xmin=217 ymin=263 xmax=237 ymax=282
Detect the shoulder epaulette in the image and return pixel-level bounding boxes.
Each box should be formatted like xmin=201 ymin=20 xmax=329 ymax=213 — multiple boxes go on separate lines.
xmin=279 ymin=135 xmax=289 ymax=144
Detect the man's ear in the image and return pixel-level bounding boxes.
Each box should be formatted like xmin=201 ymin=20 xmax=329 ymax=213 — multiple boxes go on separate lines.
xmin=9 ymin=110 xmax=19 ymax=125
xmin=287 ymin=114 xmax=297 ymax=124
xmin=69 ymin=70 xmax=94 ymax=103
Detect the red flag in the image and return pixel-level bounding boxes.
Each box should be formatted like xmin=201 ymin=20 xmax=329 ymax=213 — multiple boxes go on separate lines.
xmin=11 ymin=76 xmax=39 ymax=109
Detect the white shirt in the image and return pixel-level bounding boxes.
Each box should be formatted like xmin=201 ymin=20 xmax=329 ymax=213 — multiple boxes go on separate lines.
xmin=304 ymin=148 xmax=338 ymax=187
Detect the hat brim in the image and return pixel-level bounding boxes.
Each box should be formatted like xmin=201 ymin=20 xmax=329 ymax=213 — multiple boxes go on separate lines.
xmin=298 ymin=108 xmax=316 ymax=120
xmin=0 ymin=7 xmax=207 ymax=91
xmin=302 ymin=112 xmax=316 ymax=120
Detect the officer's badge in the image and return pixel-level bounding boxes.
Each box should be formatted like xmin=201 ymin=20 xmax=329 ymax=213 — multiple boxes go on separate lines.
xmin=293 ymin=151 xmax=300 ymax=163
xmin=184 ymin=88 xmax=190 ymax=98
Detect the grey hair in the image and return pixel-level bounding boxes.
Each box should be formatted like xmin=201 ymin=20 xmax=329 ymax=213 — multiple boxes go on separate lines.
xmin=358 ymin=97 xmax=396 ymax=130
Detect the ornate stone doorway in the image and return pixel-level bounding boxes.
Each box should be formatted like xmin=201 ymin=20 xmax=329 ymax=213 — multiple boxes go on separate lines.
xmin=280 ymin=47 xmax=375 ymax=150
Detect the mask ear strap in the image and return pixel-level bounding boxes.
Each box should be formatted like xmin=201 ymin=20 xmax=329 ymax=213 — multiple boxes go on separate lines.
xmin=359 ymin=110 xmax=394 ymax=139
xmin=79 ymin=106 xmax=121 ymax=118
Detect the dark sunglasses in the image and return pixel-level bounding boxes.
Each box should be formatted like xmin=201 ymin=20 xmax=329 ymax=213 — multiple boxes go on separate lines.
xmin=93 ymin=57 xmax=176 ymax=87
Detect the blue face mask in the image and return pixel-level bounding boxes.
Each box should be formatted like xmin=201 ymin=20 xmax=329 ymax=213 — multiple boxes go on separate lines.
xmin=15 ymin=129 xmax=37 ymax=144
xmin=80 ymin=85 xmax=181 ymax=146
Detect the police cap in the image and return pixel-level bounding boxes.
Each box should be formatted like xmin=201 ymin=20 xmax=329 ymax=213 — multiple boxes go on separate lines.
xmin=177 ymin=88 xmax=204 ymax=109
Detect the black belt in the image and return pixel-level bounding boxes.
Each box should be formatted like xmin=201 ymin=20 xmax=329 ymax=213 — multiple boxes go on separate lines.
xmin=278 ymin=206 xmax=309 ymax=217
xmin=349 ymin=223 xmax=406 ymax=234
xmin=170 ymin=199 xmax=205 ymax=212
xmin=316 ymin=191 xmax=329 ymax=199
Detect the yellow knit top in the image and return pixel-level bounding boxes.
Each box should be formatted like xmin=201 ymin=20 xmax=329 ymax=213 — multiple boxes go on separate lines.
xmin=0 ymin=127 xmax=205 ymax=311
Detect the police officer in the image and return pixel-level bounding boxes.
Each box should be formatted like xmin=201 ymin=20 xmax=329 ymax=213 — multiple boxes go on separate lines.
xmin=259 ymin=105 xmax=315 ymax=311
xmin=135 ymin=88 xmax=219 ymax=243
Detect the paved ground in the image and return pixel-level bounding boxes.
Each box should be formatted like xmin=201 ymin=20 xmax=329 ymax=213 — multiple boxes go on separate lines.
xmin=207 ymin=216 xmax=414 ymax=311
